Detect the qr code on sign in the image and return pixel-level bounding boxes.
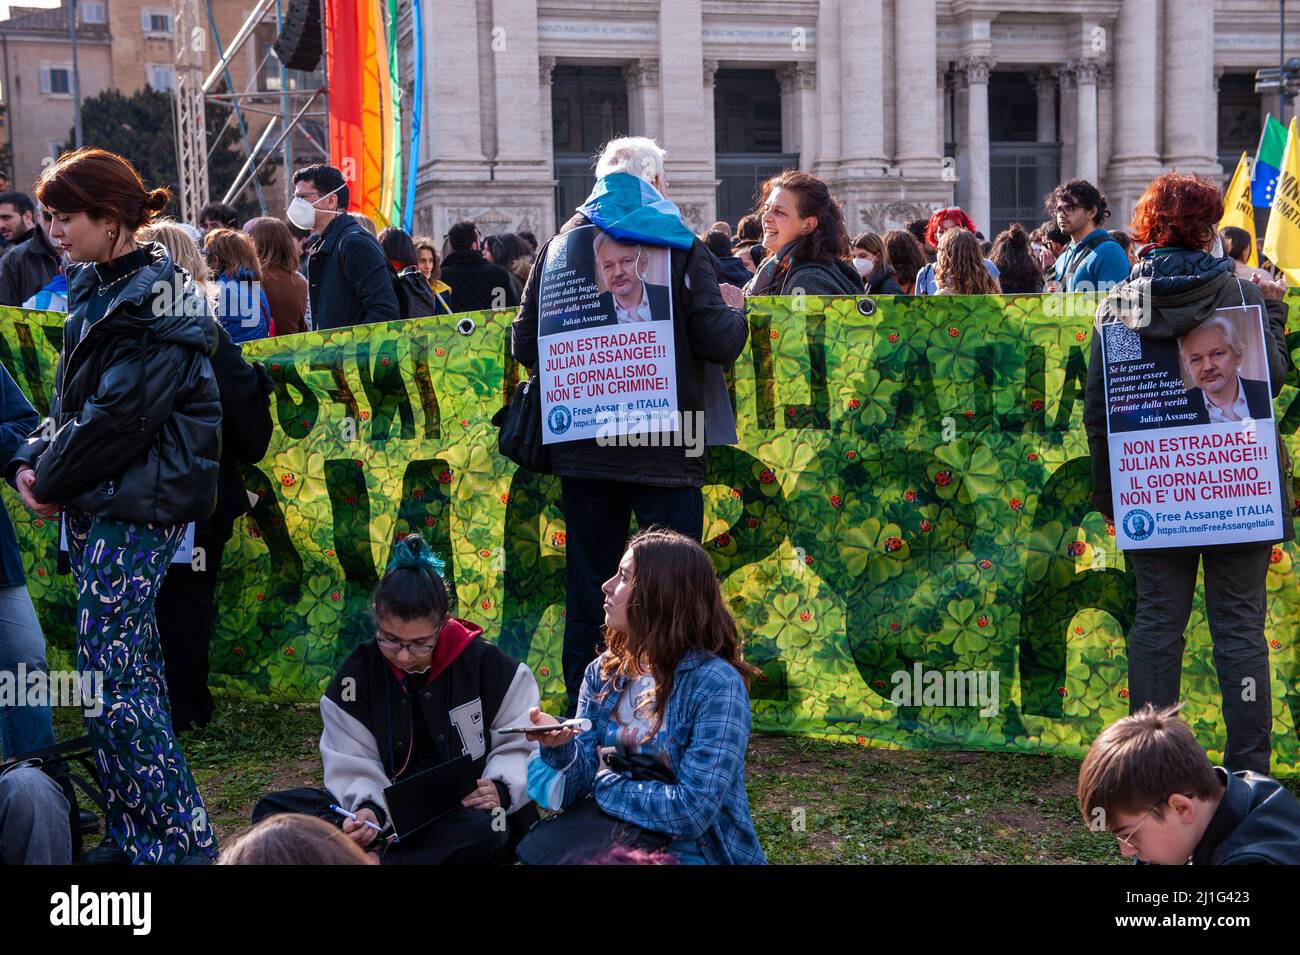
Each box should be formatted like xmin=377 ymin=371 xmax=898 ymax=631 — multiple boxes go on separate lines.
xmin=1104 ymin=324 xmax=1143 ymax=363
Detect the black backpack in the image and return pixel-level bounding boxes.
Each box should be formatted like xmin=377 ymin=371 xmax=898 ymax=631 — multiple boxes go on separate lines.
xmin=393 ymin=267 xmax=440 ymax=321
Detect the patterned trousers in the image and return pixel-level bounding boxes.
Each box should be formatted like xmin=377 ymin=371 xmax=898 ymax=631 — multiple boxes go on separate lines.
xmin=65 ymin=508 xmax=218 ymax=864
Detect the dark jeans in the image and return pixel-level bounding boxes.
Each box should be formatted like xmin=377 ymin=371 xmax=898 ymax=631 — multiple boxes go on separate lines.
xmin=157 ymin=521 xmax=233 ymax=732
xmin=1127 ymin=545 xmax=1273 ymax=774
xmin=559 ymin=477 xmax=704 ymax=714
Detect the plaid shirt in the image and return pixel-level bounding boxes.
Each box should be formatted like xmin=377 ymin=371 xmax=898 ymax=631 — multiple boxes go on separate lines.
xmin=527 ymin=649 xmax=766 ymax=865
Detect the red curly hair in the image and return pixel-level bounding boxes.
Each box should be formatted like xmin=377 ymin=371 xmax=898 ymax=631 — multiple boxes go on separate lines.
xmin=924 ymin=207 xmax=978 ymax=248
xmin=1129 ymin=173 xmax=1224 ymax=250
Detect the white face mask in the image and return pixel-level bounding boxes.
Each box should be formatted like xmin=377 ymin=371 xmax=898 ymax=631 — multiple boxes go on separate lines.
xmin=852 ymin=255 xmax=875 ymax=278
xmin=287 ymin=182 xmax=345 ymax=232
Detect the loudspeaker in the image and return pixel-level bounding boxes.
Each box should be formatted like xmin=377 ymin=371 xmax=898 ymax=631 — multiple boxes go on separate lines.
xmin=273 ymin=0 xmax=323 ymax=73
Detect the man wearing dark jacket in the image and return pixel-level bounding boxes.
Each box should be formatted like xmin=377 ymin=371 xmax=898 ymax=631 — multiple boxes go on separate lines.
xmin=512 ymin=137 xmax=749 ymax=712
xmin=157 ymin=323 xmax=274 ymax=731
xmin=1079 ymin=705 xmax=1300 ymax=865
xmin=291 ymin=164 xmax=400 ymax=331
xmin=1083 ymin=173 xmax=1290 ymax=775
xmin=439 ymin=221 xmax=520 ymax=313
xmin=0 ymin=204 xmax=60 ymax=307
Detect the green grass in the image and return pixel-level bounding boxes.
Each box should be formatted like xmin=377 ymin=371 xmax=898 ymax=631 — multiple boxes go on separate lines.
xmin=52 ymin=697 xmax=1296 ymax=863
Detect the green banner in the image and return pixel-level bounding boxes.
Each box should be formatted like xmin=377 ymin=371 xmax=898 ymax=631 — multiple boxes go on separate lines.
xmin=3 ymin=294 xmax=1298 ymax=774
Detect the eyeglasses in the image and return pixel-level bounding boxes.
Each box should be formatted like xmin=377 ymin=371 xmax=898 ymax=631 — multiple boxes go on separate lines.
xmin=1056 ymin=202 xmax=1081 ymax=213
xmin=1112 ymin=793 xmax=1191 ymax=849
xmin=375 ymin=627 xmax=442 ymax=656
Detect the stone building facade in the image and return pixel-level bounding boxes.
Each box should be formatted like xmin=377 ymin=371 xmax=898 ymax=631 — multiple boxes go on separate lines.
xmin=411 ymin=0 xmax=1300 ymax=244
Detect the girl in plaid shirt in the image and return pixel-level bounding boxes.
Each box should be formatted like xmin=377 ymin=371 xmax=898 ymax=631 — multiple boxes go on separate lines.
xmin=525 ymin=528 xmax=766 ymax=864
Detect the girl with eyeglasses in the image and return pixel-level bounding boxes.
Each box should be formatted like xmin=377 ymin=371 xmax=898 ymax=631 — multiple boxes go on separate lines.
xmin=256 ymin=534 xmax=541 ymax=864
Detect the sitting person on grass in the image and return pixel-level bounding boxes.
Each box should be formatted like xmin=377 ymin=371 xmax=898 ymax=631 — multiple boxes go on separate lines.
xmin=1078 ymin=704 xmax=1300 ymax=865
xmin=524 ymin=527 xmax=767 ymax=865
xmin=253 ymin=534 xmax=540 ymax=864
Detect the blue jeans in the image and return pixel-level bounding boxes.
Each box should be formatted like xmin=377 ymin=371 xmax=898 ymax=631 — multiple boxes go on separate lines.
xmin=0 ymin=583 xmax=55 ymax=760
xmin=0 ymin=762 xmax=71 ymax=864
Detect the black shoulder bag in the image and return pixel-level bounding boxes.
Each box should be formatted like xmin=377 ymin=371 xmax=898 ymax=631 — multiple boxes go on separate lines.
xmin=492 ymin=370 xmax=551 ymax=474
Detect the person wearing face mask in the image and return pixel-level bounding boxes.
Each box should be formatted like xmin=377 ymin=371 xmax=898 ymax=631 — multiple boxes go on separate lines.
xmin=850 ymin=232 xmax=903 ymax=294
xmin=288 ymin=163 xmax=400 ymax=331
xmin=252 ymin=535 xmax=541 ymax=864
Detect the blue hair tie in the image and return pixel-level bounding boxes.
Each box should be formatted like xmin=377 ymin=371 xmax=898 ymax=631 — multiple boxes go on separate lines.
xmin=386 ymin=534 xmax=447 ymax=582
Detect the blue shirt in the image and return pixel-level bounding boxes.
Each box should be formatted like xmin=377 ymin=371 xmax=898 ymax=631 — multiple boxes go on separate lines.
xmin=1053 ymin=229 xmax=1131 ymax=292
xmin=914 ymin=258 xmax=1000 ymax=295
xmin=527 ymin=649 xmax=766 ymax=865
xmin=215 ymin=271 xmax=271 ymax=343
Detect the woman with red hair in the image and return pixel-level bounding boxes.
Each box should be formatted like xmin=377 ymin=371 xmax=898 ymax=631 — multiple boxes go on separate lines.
xmin=913 ymin=206 xmax=1000 ymax=294
xmin=1082 ymin=171 xmax=1288 ymax=777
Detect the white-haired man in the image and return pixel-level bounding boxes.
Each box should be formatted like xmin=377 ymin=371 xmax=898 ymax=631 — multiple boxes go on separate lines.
xmin=512 ymin=136 xmax=748 ymax=714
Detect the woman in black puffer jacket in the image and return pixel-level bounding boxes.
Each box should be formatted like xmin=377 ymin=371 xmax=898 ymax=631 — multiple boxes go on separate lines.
xmin=742 ymin=170 xmax=863 ymax=298
xmin=7 ymin=147 xmax=222 ymax=865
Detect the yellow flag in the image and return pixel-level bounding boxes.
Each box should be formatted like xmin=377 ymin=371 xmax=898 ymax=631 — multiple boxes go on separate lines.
xmin=1263 ymin=117 xmax=1300 ymax=284
xmin=1219 ymin=151 xmax=1258 ymax=267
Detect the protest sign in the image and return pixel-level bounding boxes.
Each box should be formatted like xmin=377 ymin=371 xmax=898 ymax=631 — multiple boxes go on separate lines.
xmin=536 ymin=224 xmax=678 ymax=444
xmin=1102 ymin=306 xmax=1284 ymax=549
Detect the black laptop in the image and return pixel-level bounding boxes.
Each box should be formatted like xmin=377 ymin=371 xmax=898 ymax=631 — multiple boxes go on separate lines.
xmin=382 ymin=754 xmax=480 ymax=841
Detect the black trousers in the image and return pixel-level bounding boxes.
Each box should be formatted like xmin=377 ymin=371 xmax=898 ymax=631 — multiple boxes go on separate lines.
xmin=1126 ymin=544 xmax=1273 ymax=774
xmin=156 ymin=520 xmax=234 ymax=732
xmin=252 ymin=787 xmax=511 ymax=864
xmin=559 ymin=477 xmax=704 ymax=714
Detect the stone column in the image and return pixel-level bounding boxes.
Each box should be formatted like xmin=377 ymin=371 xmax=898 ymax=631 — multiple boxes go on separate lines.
xmin=428 ymin=0 xmax=486 ymax=175
xmin=703 ymin=58 xmax=719 ymax=176
xmin=1110 ymin=0 xmax=1162 ymax=221
xmin=839 ymin=0 xmax=886 ymax=173
xmin=893 ymin=0 xmax=938 ymax=177
xmin=625 ymin=59 xmax=662 ymax=142
xmin=953 ymin=68 xmax=969 ymax=208
xmin=778 ymin=63 xmax=818 ymax=166
xmin=1034 ymin=68 xmax=1057 ymax=143
xmin=938 ymin=65 xmax=949 ymax=157
xmin=1057 ymin=65 xmax=1077 ymax=181
xmin=1210 ymin=67 xmax=1224 ymax=175
xmin=1074 ymin=59 xmax=1100 ymax=184
xmin=814 ymin=0 xmax=842 ymax=178
xmin=657 ymin=0 xmax=714 ymax=228
xmin=1163 ymin=0 xmax=1217 ymax=173
xmin=490 ymin=0 xmax=545 ymax=174
xmin=1098 ymin=63 xmax=1114 ymax=186
xmin=961 ymin=56 xmax=994 ymax=232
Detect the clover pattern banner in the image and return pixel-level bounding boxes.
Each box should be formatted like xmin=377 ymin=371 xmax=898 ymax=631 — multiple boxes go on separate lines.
xmin=2 ymin=295 xmax=1298 ymax=774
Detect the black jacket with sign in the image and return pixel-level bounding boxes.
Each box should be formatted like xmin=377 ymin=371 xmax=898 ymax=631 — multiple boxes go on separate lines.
xmin=307 ymin=213 xmax=401 ymax=331
xmin=510 ymin=213 xmax=749 ymax=488
xmin=5 ymin=242 xmax=222 ymax=526
xmin=1083 ymin=249 xmax=1293 ymax=548
xmin=1191 ymin=767 xmax=1300 ymax=865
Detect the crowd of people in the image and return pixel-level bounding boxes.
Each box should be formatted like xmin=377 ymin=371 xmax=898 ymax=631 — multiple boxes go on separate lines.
xmin=0 ymin=135 xmax=1297 ymax=868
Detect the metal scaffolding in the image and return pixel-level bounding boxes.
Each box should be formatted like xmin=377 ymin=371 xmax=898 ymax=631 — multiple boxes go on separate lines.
xmin=172 ymin=0 xmax=328 ymax=223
